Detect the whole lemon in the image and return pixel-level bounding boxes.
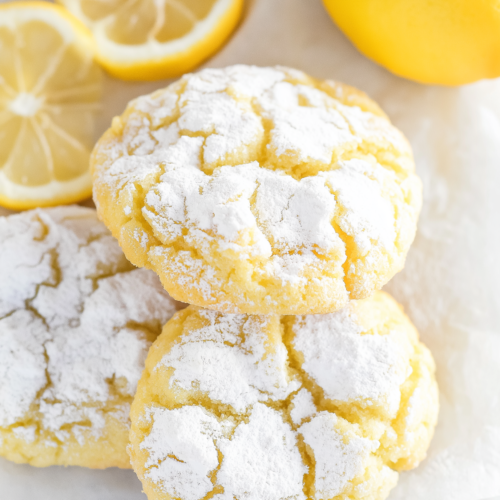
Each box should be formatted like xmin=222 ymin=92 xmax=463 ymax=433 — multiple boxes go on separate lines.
xmin=323 ymin=0 xmax=500 ymax=85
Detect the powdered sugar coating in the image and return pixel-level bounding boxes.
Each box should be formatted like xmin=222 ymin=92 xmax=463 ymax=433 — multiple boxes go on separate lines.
xmin=139 ymin=404 xmax=306 ymax=500
xmin=92 ymin=65 xmax=422 ymax=314
xmin=290 ymin=306 xmax=413 ymax=418
xmin=0 ymin=206 xmax=182 ymax=468
xmin=140 ymin=406 xmax=226 ymax=500
xmin=215 ymin=404 xmax=306 ymax=500
xmin=290 ymin=389 xmax=317 ymax=425
xmin=299 ymin=412 xmax=384 ymax=499
xmin=157 ymin=310 xmax=300 ymax=411
xmin=129 ymin=292 xmax=438 ymax=500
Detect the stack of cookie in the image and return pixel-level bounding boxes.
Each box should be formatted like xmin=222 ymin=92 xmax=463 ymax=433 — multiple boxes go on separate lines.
xmin=0 ymin=65 xmax=438 ymax=500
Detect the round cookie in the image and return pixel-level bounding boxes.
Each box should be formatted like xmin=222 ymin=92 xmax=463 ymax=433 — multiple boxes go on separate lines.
xmin=0 ymin=206 xmax=184 ymax=468
xmin=129 ymin=291 xmax=438 ymax=500
xmin=91 ymin=65 xmax=422 ymax=315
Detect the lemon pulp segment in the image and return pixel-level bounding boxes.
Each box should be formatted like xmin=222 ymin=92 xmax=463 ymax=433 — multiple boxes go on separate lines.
xmin=0 ymin=2 xmax=102 ymax=210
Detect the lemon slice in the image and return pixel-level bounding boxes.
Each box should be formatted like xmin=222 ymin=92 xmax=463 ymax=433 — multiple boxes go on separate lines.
xmin=58 ymin=0 xmax=244 ymax=81
xmin=0 ymin=2 xmax=102 ymax=211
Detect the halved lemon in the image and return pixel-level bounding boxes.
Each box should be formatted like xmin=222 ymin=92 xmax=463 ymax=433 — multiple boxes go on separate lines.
xmin=0 ymin=2 xmax=102 ymax=211
xmin=58 ymin=0 xmax=244 ymax=81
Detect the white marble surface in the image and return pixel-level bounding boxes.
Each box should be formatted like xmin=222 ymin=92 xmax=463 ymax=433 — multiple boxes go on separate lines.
xmin=1 ymin=0 xmax=500 ymax=498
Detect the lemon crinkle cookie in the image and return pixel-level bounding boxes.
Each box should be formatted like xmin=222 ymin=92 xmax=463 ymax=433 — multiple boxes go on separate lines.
xmin=92 ymin=65 xmax=422 ymax=314
xmin=129 ymin=291 xmax=438 ymax=500
xmin=0 ymin=206 xmax=184 ymax=468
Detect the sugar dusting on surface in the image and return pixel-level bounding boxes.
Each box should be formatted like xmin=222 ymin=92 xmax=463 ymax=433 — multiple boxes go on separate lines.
xmin=291 ymin=306 xmax=413 ymax=417
xmin=140 ymin=403 xmax=307 ymax=500
xmin=299 ymin=412 xmax=378 ymax=498
xmin=215 ymin=404 xmax=307 ymax=500
xmin=140 ymin=405 xmax=226 ymax=500
xmin=158 ymin=310 xmax=300 ymax=411
xmin=134 ymin=295 xmax=436 ymax=499
xmin=94 ymin=65 xmax=421 ymax=309
xmin=0 ymin=206 xmax=180 ymax=447
xmin=290 ymin=389 xmax=317 ymax=425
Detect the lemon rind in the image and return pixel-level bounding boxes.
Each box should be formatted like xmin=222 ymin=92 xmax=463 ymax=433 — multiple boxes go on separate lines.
xmin=0 ymin=170 xmax=92 ymax=210
xmin=58 ymin=0 xmax=244 ymax=80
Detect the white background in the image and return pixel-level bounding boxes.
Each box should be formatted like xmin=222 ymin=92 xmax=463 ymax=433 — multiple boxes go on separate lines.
xmin=1 ymin=0 xmax=500 ymax=498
